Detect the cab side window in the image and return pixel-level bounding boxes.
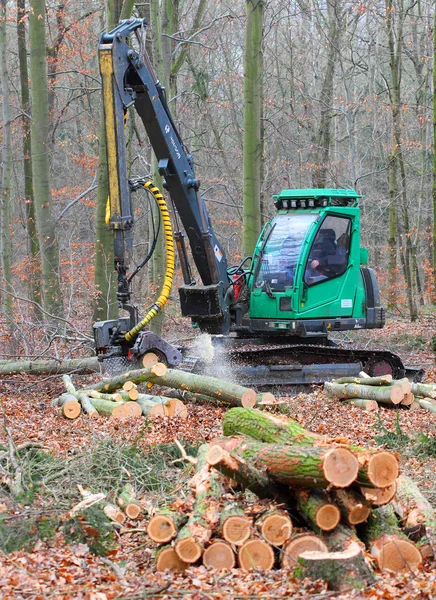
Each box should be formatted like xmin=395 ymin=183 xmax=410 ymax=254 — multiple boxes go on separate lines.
xmin=304 ymin=216 xmax=351 ymax=285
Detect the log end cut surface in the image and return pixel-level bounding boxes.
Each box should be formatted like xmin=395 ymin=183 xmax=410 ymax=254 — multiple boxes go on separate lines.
xmin=371 ymin=537 xmax=422 ymax=572
xmin=316 ymin=504 xmax=341 ymax=532
xmin=147 ymin=515 xmax=177 ymax=543
xmin=150 ymin=403 xmax=169 ymax=417
xmin=366 ymin=452 xmax=399 ymax=488
xmin=348 ymin=503 xmax=371 ymax=525
xmin=175 ymin=538 xmax=203 ymax=564
xmin=241 ymin=390 xmax=257 ymax=408
xmin=124 ymin=402 xmax=142 ymax=417
xmin=62 ymin=401 xmax=81 ymax=419
xmin=203 ymin=540 xmax=236 ymax=570
xmin=156 ymin=547 xmax=188 ymax=572
xmin=167 ymin=398 xmax=188 ymax=419
xmin=222 ymin=516 xmax=252 ymax=545
xmin=142 ymin=352 xmax=158 ymax=368
xmin=281 ymin=535 xmax=328 ymax=568
xmin=323 ymin=448 xmax=359 ymax=487
xmin=299 ymin=541 xmax=375 ymax=590
xmin=360 ymin=482 xmax=397 ymax=506
xmin=125 ymin=503 xmax=142 ymax=520
xmin=238 ymin=539 xmax=275 ymax=571
xmin=260 ymin=513 xmax=293 ymax=546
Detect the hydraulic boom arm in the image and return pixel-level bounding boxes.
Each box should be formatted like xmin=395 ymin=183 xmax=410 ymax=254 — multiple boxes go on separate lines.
xmin=99 ymin=18 xmax=230 ymax=334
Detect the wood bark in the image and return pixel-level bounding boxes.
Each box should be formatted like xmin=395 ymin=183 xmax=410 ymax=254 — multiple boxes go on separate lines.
xmin=412 ymin=383 xmax=436 ymax=399
xmin=346 ymin=399 xmax=379 ymax=411
xmin=207 ymin=436 xmax=359 ymax=489
xmin=0 ymin=357 xmax=100 ymax=375
xmin=29 ymin=0 xmax=64 ymax=320
xmin=324 ymin=381 xmax=404 ymax=404
xmin=221 ymin=408 xmax=398 ymax=488
xmin=298 ymin=542 xmax=375 ymax=591
xmin=86 ymin=364 xmax=167 ymax=393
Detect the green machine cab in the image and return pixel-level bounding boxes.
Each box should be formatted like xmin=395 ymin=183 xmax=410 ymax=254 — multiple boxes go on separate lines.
xmin=241 ymin=189 xmax=385 ymax=339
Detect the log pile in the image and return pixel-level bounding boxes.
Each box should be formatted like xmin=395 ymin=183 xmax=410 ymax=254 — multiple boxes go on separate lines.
xmin=144 ymin=407 xmax=431 ymax=589
xmin=51 ymin=364 xmax=273 ymax=419
xmin=324 ymin=371 xmax=436 ymax=412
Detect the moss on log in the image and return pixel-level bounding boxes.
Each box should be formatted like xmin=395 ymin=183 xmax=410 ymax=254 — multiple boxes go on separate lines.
xmin=207 ymin=436 xmax=359 ymax=489
xmin=221 ymin=408 xmax=398 ymax=488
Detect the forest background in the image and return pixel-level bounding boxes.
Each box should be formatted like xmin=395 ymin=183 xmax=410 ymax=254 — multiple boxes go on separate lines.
xmin=0 ymin=0 xmax=435 ymax=358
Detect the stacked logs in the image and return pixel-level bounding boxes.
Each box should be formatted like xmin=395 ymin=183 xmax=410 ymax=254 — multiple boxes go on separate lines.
xmin=146 ymin=408 xmax=432 ymax=588
xmin=51 ymin=362 xmax=274 ymax=420
xmin=324 ymin=372 xmax=436 ymax=412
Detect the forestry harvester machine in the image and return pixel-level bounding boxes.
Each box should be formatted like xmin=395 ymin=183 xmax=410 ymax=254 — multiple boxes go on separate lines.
xmin=93 ymin=18 xmax=415 ymax=387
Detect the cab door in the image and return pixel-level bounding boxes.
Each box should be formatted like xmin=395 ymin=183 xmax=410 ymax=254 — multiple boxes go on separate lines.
xmin=297 ymin=211 xmax=359 ymax=319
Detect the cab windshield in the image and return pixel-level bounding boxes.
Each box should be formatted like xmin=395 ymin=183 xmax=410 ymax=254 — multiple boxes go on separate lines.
xmin=254 ymin=213 xmax=317 ymax=291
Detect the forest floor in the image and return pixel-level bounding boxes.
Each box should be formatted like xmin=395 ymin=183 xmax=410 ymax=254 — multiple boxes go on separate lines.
xmin=0 ymin=314 xmax=435 ymax=599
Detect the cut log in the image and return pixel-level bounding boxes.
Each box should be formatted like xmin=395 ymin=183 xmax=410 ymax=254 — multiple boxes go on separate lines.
xmin=147 ymin=510 xmax=188 ymax=543
xmin=103 ymin=504 xmax=126 ymax=524
xmin=332 ymin=488 xmax=370 ymax=525
xmin=117 ymin=484 xmax=142 ymax=519
xmin=256 ymin=510 xmax=293 ymax=546
xmin=334 ymin=375 xmax=392 ymax=386
xmin=298 ymin=541 xmax=375 ymax=591
xmin=174 ymin=444 xmax=221 ymax=563
xmin=142 ymin=352 xmax=159 ymax=368
xmin=296 ymin=489 xmax=340 ymax=532
xmin=136 ymin=397 xmax=168 ymax=417
xmin=203 ymin=540 xmax=236 ymax=570
xmin=221 ymin=409 xmax=398 ymax=488
xmin=411 ymin=382 xmax=436 ymax=399
xmin=394 ymin=377 xmax=412 ymax=395
xmin=346 ymin=399 xmax=378 ymax=411
xmin=417 ymin=398 xmax=436 ymax=413
xmin=281 ymin=533 xmax=328 ymax=568
xmin=87 ymin=363 xmax=167 ymax=393
xmin=365 ymin=503 xmax=422 ymax=572
xmin=146 ymin=368 xmax=257 ymax=407
xmin=0 ymin=357 xmax=100 ymax=375
xmin=238 ymin=538 xmax=275 ymax=571
xmin=220 ymin=502 xmax=252 ymax=545
xmin=122 ymin=402 xmax=142 ymax=418
xmin=58 ymin=394 xmax=81 ymax=419
xmin=77 ymin=392 xmax=99 ymax=418
xmin=324 ymin=381 xmax=404 ymax=404
xmin=207 ymin=437 xmax=359 ymax=489
xmin=409 ymin=401 xmax=421 ymax=411
xmin=122 ymin=381 xmax=137 ymax=392
xmin=166 ymin=398 xmax=188 ymax=419
xmin=390 ymin=474 xmax=436 ymax=556
xmin=88 ymin=397 xmax=125 ymax=417
xmin=360 ymin=482 xmax=397 ymax=506
xmin=128 ymin=388 xmax=139 ymax=401
xmin=84 ymin=390 xmax=119 ymax=401
xmin=401 ymin=392 xmax=414 ymax=406
xmin=156 ymin=546 xmax=188 ymax=572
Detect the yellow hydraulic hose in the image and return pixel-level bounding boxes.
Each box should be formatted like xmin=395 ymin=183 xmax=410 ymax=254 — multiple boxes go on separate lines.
xmin=124 ymin=180 xmax=175 ymax=342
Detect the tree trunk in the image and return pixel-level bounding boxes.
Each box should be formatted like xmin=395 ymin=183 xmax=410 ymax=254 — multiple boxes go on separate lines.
xmin=0 ymin=0 xmax=14 ymax=344
xmin=17 ymin=0 xmax=39 ymax=310
xmin=332 ymin=488 xmax=370 ymax=526
xmin=324 ymin=381 xmax=404 ymax=404
xmin=242 ymin=0 xmax=264 ymax=256
xmin=29 ymin=0 xmax=64 ymax=321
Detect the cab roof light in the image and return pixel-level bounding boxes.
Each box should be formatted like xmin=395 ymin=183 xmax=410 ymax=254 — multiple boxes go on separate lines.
xmin=308 ymin=199 xmax=314 ymax=207
xmin=291 ymin=200 xmax=297 ymax=208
